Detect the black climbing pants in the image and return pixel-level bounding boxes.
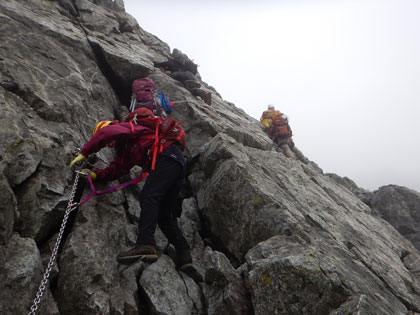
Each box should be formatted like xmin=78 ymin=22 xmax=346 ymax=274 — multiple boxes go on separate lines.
xmin=170 ymin=70 xmax=196 ymax=83
xmin=137 ymin=155 xmax=190 ymax=252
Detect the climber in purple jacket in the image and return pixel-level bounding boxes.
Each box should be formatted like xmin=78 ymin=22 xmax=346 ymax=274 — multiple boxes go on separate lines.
xmin=69 ymin=109 xmax=202 ymax=282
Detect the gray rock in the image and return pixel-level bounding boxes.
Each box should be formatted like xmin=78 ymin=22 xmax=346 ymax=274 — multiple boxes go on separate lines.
xmin=371 ymin=185 xmax=420 ymax=251
xmin=1 ymin=0 xmax=420 ymax=314
xmin=326 ymin=173 xmax=374 ymax=205
xmin=55 ymin=201 xmax=138 ymax=314
xmin=245 ymin=235 xmax=418 ymax=314
xmin=204 ymin=248 xmax=251 ymax=315
xmin=139 ymin=255 xmax=204 ymax=315
xmin=0 ymin=233 xmax=59 ymax=315
xmin=0 ymin=174 xmax=16 ymax=245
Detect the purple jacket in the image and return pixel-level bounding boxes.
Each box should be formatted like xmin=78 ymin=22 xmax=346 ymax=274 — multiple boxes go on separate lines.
xmin=81 ymin=122 xmax=155 ymax=182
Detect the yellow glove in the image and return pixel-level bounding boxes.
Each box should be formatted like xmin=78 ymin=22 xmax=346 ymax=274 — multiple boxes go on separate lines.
xmin=70 ymin=154 xmax=85 ymax=168
xmin=80 ymin=169 xmax=96 ymax=180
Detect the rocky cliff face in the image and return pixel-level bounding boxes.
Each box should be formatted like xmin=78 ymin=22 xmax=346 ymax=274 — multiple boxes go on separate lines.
xmin=1 ymin=1 xmax=420 ymax=314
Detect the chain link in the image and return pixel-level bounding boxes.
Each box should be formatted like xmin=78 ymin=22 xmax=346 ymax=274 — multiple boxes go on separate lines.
xmin=28 ymin=173 xmax=80 ymax=315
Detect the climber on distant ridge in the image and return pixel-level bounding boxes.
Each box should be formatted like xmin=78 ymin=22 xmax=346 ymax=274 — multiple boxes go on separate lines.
xmin=260 ymin=104 xmax=282 ymax=133
xmin=154 ymin=48 xmax=212 ymax=105
xmin=260 ymin=105 xmax=308 ymax=163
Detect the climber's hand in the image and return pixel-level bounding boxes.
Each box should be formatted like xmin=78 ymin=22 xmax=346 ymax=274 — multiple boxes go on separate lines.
xmin=80 ymin=168 xmax=96 ymax=180
xmin=70 ymin=154 xmax=85 ymax=169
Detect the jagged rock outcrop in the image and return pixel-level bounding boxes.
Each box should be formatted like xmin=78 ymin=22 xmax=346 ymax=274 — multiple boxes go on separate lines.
xmin=371 ymin=185 xmax=420 ymax=252
xmin=1 ymin=1 xmax=420 ymax=314
xmin=326 ymin=173 xmax=373 ymax=206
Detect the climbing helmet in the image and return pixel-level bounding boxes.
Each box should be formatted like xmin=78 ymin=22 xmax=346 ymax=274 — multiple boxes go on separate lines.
xmin=92 ymin=120 xmax=113 ymax=134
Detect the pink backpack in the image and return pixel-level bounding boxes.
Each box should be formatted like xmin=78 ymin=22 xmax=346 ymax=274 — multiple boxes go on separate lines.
xmin=130 ymin=78 xmax=163 ymax=116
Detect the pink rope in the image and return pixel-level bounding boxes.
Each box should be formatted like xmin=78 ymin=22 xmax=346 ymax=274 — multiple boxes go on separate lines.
xmin=78 ymin=172 xmax=148 ymax=206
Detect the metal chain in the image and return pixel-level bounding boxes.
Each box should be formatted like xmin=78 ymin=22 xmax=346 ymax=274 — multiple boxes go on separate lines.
xmin=28 ymin=173 xmax=80 ymax=315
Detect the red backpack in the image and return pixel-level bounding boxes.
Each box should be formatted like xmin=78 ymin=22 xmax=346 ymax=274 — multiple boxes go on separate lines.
xmin=125 ymin=108 xmax=186 ymax=170
xmin=270 ymin=114 xmax=292 ymax=139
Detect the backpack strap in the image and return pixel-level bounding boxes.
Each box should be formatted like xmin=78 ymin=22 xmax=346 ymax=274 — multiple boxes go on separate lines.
xmin=173 ymin=122 xmax=185 ymax=144
xmin=129 ymin=94 xmax=137 ymax=112
xmin=149 ymin=118 xmax=161 ymax=170
xmin=133 ymin=117 xmax=163 ymax=171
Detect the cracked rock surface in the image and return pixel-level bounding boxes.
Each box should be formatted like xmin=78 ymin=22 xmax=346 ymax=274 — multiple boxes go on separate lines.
xmin=1 ymin=0 xmax=420 ymax=314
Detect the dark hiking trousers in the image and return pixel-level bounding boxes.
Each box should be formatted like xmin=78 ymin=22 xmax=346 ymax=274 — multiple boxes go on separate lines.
xmin=170 ymin=70 xmax=196 ymax=83
xmin=191 ymin=88 xmax=206 ymax=98
xmin=137 ymin=154 xmax=190 ymax=253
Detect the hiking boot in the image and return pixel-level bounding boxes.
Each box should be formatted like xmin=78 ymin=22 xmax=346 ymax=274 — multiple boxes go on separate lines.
xmin=183 ymin=80 xmax=201 ymax=90
xmin=175 ymin=250 xmax=192 ymax=270
xmin=116 ymin=244 xmax=158 ymax=265
xmin=202 ymin=92 xmax=212 ymax=105
xmin=175 ymin=251 xmax=203 ymax=283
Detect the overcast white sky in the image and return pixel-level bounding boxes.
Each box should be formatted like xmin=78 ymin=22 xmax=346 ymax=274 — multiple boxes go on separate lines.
xmin=124 ymin=0 xmax=420 ymax=193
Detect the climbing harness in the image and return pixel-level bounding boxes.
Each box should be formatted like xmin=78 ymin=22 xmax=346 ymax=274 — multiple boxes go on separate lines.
xmin=28 ymin=173 xmax=81 ymax=315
